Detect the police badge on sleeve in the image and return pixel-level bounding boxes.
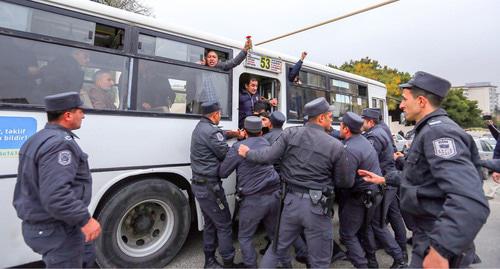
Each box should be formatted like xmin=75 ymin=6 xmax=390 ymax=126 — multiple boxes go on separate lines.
xmin=58 ymin=150 xmax=72 ymax=165
xmin=432 ymin=138 xmax=457 ymax=159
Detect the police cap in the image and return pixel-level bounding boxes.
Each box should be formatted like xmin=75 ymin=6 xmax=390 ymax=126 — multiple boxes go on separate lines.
xmin=304 ymin=97 xmax=334 ymax=117
xmin=399 ymin=71 xmax=451 ymax=98
xmin=44 ymin=92 xmax=84 ymax=112
xmin=269 ymin=111 xmax=286 ymax=127
xmin=341 ymin=112 xmax=364 ymax=133
xmin=201 ymin=101 xmax=221 ymax=114
xmin=244 ymin=116 xmax=262 ymax=133
xmin=361 ymin=108 xmax=380 ymax=120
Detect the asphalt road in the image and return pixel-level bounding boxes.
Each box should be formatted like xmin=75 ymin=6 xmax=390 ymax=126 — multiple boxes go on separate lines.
xmin=167 ymin=178 xmax=500 ymax=268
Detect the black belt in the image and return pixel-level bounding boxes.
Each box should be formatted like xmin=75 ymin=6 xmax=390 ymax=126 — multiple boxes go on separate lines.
xmin=192 ymin=178 xmax=219 ymax=185
xmin=287 ymin=184 xmax=318 ymax=199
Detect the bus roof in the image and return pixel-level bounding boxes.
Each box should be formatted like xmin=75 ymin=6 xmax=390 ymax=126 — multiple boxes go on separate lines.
xmin=37 ymin=0 xmax=386 ymax=88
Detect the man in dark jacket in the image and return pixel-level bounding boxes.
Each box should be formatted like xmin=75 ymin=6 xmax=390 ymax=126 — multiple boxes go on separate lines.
xmin=238 ymin=97 xmax=352 ymax=268
xmin=238 ymin=77 xmax=277 ymax=128
xmin=190 ymin=101 xmax=242 ymax=268
xmin=288 ymin=51 xmax=307 ymax=84
xmin=13 ymin=92 xmax=101 ymax=268
xmin=359 ymin=71 xmax=490 ymax=268
xmin=219 ymin=116 xmax=282 ymax=268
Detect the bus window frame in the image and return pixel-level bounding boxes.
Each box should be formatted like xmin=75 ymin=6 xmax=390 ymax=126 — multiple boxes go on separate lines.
xmin=131 ymin=27 xmax=235 ymax=120
xmin=285 ymin=63 xmax=330 ymax=124
xmin=0 ymin=0 xmax=132 ymax=54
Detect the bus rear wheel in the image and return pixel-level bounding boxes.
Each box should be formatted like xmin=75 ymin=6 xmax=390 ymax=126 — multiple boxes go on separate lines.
xmin=95 ymin=178 xmax=191 ymax=268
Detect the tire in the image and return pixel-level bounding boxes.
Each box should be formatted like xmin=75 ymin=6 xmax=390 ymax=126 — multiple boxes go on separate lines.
xmin=95 ymin=178 xmax=191 ymax=268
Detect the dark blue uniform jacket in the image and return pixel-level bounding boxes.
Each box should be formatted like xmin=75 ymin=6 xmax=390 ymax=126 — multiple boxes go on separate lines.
xmin=246 ymin=123 xmax=352 ymax=191
xmin=388 ymin=109 xmax=490 ymax=258
xmin=219 ymin=136 xmax=280 ymax=196
xmin=363 ymin=124 xmax=397 ymax=176
xmin=13 ymin=123 xmax=91 ymax=227
xmin=343 ymin=134 xmax=382 ymax=192
xmin=190 ymin=117 xmax=229 ymax=180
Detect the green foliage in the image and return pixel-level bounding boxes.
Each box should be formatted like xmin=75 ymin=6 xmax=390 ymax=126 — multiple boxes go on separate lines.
xmin=329 ymin=57 xmax=411 ymax=110
xmin=441 ymin=89 xmax=483 ymax=128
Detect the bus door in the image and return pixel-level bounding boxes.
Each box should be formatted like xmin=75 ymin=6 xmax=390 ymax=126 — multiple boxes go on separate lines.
xmin=238 ymin=73 xmax=281 ymax=125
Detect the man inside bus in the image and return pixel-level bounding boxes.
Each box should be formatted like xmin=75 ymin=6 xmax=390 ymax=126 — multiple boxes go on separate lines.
xmin=288 ymin=51 xmax=308 ymax=85
xmin=87 ymin=70 xmax=117 ymax=110
xmin=137 ymin=61 xmax=176 ymax=112
xmin=239 ymin=77 xmax=278 ymax=128
xmin=200 ymin=38 xmax=252 ymax=70
xmin=38 ymin=49 xmax=89 ymax=101
xmin=13 ymin=92 xmax=101 ymax=268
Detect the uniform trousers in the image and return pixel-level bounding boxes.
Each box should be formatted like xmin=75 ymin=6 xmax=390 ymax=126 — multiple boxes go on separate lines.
xmin=260 ymin=192 xmax=333 ymax=269
xmin=192 ymin=182 xmax=235 ymax=260
xmin=22 ymin=221 xmax=95 ymax=268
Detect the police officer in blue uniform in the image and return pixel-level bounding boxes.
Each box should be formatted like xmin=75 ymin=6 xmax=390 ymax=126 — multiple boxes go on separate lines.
xmin=238 ymin=97 xmax=353 ymax=268
xmin=359 ymin=71 xmax=490 ymax=268
xmin=361 ymin=108 xmax=407 ymax=268
xmin=219 ymin=116 xmax=284 ymax=268
xmin=337 ymin=112 xmax=383 ymax=268
xmin=13 ymin=92 xmax=101 ymax=268
xmin=190 ymin=101 xmax=243 ymax=268
xmin=262 ymin=111 xmax=310 ymax=264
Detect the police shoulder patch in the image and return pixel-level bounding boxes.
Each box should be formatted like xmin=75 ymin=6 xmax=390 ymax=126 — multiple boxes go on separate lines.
xmin=58 ymin=150 xmax=72 ymax=165
xmin=64 ymin=135 xmax=73 ymax=140
xmin=216 ymin=132 xmax=224 ymax=142
xmin=432 ymin=138 xmax=457 ymax=159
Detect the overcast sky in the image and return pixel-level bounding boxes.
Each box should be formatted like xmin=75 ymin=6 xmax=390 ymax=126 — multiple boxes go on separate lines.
xmin=144 ymin=0 xmax=500 ymax=87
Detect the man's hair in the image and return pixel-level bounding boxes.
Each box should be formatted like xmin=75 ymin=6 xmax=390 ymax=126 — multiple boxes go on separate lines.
xmin=203 ymin=110 xmax=220 ymax=118
xmin=409 ymin=86 xmax=443 ymax=107
xmin=350 ymin=128 xmax=362 ymax=135
xmin=368 ymin=117 xmax=380 ymax=125
xmin=308 ymin=111 xmax=329 ymax=123
xmin=246 ymin=77 xmax=259 ymax=85
xmin=47 ymin=108 xmax=74 ymax=122
xmin=253 ymin=101 xmax=267 ymax=113
xmin=93 ymin=69 xmax=112 ymax=82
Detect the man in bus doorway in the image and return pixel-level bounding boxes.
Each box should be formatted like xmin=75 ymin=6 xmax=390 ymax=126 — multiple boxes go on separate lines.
xmin=190 ymin=101 xmax=243 ymax=268
xmin=13 ymin=92 xmax=101 ymax=268
xmin=239 ymin=77 xmax=278 ymax=128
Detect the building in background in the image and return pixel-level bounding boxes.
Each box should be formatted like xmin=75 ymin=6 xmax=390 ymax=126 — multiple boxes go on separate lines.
xmin=452 ymin=82 xmax=498 ymax=116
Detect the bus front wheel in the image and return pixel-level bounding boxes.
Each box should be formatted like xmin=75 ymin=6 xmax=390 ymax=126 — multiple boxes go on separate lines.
xmin=95 ymin=178 xmax=191 ymax=268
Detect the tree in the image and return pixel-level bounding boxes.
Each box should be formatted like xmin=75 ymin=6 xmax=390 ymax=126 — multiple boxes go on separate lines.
xmin=329 ymin=57 xmax=411 ymax=110
xmin=91 ymin=0 xmax=153 ymax=16
xmin=441 ymin=88 xmax=483 ymax=128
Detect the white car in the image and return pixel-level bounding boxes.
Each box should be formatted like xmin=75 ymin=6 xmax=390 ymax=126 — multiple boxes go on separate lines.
xmin=474 ymin=137 xmax=495 ymax=160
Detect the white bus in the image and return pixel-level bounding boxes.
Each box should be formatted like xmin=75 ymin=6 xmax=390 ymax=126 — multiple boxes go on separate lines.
xmin=0 ymin=0 xmax=388 ymax=267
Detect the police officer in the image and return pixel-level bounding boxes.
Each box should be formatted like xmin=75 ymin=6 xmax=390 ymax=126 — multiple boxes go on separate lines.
xmin=190 ymin=101 xmax=243 ymax=268
xmin=361 ymin=108 xmax=407 ymax=268
xmin=262 ymin=111 xmax=310 ymax=265
xmin=337 ymin=112 xmax=383 ymax=268
xmin=219 ymin=116 xmax=284 ymax=268
xmin=238 ymin=97 xmax=353 ymax=268
xmin=359 ymin=71 xmax=490 ymax=268
xmin=263 ymin=111 xmax=286 ymax=145
xmin=13 ymin=92 xmax=101 ymax=268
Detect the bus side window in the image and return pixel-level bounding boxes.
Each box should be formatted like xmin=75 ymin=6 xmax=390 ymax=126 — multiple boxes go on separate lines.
xmin=0 ymin=35 xmax=129 ymax=109
xmin=135 ymin=59 xmax=230 ymax=117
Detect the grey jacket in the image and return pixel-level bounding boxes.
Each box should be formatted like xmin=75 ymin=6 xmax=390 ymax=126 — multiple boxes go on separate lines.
xmin=246 ymin=123 xmax=352 ymax=190
xmin=190 ymin=117 xmax=229 ymax=180
xmin=363 ymin=124 xmax=397 ymax=176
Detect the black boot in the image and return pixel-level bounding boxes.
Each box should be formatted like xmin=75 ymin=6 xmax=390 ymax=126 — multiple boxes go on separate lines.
xmin=366 ymin=254 xmax=379 ymax=268
xmin=204 ymin=251 xmax=222 ymax=269
xmin=390 ymin=259 xmax=407 ymax=269
xmin=402 ymin=250 xmax=408 ymax=263
xmin=223 ymin=258 xmax=245 ymax=268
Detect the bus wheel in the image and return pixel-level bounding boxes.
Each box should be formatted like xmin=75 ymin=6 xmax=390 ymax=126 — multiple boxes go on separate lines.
xmin=95 ymin=178 xmax=191 ymax=268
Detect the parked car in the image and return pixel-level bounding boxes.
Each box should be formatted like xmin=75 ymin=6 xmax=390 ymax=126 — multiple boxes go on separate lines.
xmin=474 ymin=137 xmax=494 ymax=160
xmin=393 ymin=133 xmax=407 ymax=152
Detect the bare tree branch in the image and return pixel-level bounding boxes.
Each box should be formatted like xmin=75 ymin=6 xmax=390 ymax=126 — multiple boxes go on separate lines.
xmin=90 ymin=0 xmax=153 ymax=16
